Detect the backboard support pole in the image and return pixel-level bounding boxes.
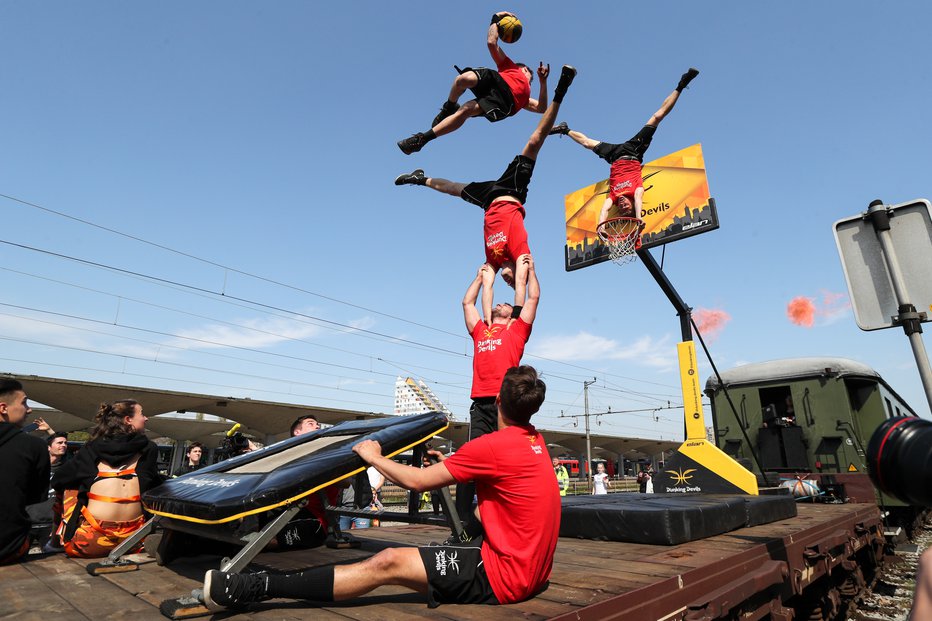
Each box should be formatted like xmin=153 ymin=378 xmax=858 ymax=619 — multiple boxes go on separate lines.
xmin=636 ymin=248 xmax=759 ymax=494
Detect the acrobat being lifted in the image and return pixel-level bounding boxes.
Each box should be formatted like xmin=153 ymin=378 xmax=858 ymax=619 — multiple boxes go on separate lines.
xmin=397 ymin=12 xmax=550 ymax=155
xmin=395 ymin=65 xmax=576 ymax=315
xmin=550 ymin=68 xmax=699 ymax=228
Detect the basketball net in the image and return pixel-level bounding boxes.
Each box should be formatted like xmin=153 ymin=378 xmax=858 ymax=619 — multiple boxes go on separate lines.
xmin=596 ymin=217 xmax=643 ymax=265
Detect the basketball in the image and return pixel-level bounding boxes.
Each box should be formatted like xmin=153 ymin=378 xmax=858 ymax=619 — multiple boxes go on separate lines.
xmin=497 ymin=15 xmax=523 ymax=44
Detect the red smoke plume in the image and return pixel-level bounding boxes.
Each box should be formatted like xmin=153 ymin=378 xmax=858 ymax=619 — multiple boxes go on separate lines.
xmin=787 ymin=291 xmax=851 ymax=327
xmin=787 ymin=297 xmax=816 ymax=327
xmin=694 ymin=308 xmax=731 ymax=341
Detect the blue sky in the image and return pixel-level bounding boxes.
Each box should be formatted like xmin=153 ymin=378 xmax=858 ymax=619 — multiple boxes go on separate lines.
xmin=2 ymin=1 xmax=931 ymax=443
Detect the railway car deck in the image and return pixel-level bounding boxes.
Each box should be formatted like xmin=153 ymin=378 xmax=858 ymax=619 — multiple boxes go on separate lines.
xmin=0 ymin=501 xmax=884 ymax=621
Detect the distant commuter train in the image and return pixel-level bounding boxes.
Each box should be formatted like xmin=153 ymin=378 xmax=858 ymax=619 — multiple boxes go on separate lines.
xmin=705 ymin=357 xmax=922 ymax=524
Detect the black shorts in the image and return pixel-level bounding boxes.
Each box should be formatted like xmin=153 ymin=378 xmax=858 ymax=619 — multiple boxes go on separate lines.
xmin=463 ymin=67 xmax=517 ymax=123
xmin=461 ymin=155 xmax=535 ymax=210
xmin=469 ymin=398 xmax=498 ymax=440
xmin=593 ymin=124 xmax=657 ymax=164
xmin=418 ymin=537 xmax=499 ymax=608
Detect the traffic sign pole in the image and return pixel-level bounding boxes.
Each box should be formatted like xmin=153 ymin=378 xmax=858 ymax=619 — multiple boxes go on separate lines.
xmin=866 ymin=200 xmax=932 ymax=412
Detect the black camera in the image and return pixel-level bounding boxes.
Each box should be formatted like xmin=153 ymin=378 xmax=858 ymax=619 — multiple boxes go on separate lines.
xmin=867 ymin=416 xmax=932 ymax=506
xmin=217 ymin=423 xmax=253 ymax=459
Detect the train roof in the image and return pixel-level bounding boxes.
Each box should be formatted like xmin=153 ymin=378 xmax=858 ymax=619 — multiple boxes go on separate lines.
xmin=705 ymin=357 xmax=917 ymax=415
xmin=705 ymin=357 xmax=881 ymax=390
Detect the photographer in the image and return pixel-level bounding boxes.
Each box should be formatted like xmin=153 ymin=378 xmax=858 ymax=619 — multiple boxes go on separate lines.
xmin=867 ymin=416 xmax=932 ymax=620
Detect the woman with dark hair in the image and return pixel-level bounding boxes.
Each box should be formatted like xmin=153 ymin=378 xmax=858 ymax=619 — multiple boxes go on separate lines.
xmin=52 ymin=400 xmax=162 ymax=558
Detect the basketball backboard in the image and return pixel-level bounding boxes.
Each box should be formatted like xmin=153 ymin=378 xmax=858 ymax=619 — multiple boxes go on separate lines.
xmin=834 ymin=199 xmax=932 ymax=331
xmin=564 ymin=144 xmax=718 ymax=271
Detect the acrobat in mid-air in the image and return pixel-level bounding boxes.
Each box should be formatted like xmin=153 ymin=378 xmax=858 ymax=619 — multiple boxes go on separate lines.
xmin=395 ymin=64 xmax=577 ymax=294
xmin=550 ymin=68 xmax=699 ymax=227
xmin=397 ymin=12 xmax=550 ymax=155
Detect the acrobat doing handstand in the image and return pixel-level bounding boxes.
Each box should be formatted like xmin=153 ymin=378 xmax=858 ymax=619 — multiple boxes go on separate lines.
xmin=550 ymin=68 xmax=699 ymax=228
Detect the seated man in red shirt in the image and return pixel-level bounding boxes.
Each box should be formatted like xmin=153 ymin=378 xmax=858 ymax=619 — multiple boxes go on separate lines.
xmin=203 ymin=365 xmax=558 ymax=611
xmin=398 ymin=12 xmax=550 ymax=155
xmin=548 ymin=68 xmax=699 ymax=227
xmin=395 ymin=64 xmax=576 ymax=293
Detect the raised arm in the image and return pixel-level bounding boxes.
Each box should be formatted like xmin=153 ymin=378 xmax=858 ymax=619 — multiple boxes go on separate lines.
xmin=519 ymin=254 xmax=540 ymax=325
xmin=463 ymin=264 xmax=492 ymax=333
xmin=525 ymin=63 xmax=549 ymax=113
xmin=480 ymin=263 xmax=495 ymax=326
xmin=486 ymin=13 xmax=512 ymax=67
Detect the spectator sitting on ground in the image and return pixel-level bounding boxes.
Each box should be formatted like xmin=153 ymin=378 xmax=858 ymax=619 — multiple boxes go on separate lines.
xmin=0 ymin=379 xmax=50 ymax=565
xmin=52 ymin=399 xmax=162 ymax=558
xmin=26 ymin=432 xmax=69 ymax=551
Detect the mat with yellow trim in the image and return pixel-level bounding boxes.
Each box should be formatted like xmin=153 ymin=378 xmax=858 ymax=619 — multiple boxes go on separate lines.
xmin=143 ymin=412 xmax=449 ymax=524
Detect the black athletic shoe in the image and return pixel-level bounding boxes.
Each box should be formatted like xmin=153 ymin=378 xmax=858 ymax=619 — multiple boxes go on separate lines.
xmin=394 ymin=169 xmax=426 ymax=186
xmin=398 ymin=132 xmax=427 ymax=155
xmin=677 ymin=67 xmax=699 ymax=91
xmin=432 ymin=100 xmax=460 ymax=127
xmin=556 ymin=65 xmax=577 ymax=91
xmin=549 ymin=121 xmax=570 ymax=136
xmin=203 ymin=570 xmax=270 ymax=611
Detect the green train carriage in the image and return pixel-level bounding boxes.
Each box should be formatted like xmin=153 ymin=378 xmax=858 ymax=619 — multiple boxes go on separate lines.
xmin=705 ymin=357 xmax=918 ymax=516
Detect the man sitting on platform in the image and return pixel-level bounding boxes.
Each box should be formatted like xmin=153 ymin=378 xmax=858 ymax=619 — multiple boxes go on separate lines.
xmin=203 ymin=365 xmax=558 ymax=611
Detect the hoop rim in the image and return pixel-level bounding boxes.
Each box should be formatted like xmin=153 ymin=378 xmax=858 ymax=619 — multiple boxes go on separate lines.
xmin=596 ymin=216 xmax=644 ymax=240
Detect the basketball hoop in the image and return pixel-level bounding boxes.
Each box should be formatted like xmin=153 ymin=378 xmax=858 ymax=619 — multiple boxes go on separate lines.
xmin=596 ymin=217 xmax=643 ymax=265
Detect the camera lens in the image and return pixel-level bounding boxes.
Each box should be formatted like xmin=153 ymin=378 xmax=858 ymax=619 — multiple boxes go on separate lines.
xmin=867 ymin=416 xmax=932 ymax=506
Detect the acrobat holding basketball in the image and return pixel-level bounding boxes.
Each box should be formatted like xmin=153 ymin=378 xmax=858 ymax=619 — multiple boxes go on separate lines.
xmin=395 ymin=65 xmax=576 ymax=302
xmin=397 ymin=12 xmax=549 ymax=155
xmin=550 ymin=68 xmax=699 ymax=230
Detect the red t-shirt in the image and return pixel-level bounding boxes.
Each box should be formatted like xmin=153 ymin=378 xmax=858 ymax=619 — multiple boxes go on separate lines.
xmin=470 ymin=318 xmax=531 ymax=398
xmin=608 ymin=158 xmax=643 ymax=204
xmin=443 ymin=425 xmax=560 ymax=604
xmin=496 ymin=57 xmax=530 ymax=114
xmin=484 ymin=199 xmax=529 ymax=271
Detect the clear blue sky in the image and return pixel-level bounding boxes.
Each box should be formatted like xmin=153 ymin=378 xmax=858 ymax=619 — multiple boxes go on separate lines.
xmin=2 ymin=1 xmax=931 ymax=443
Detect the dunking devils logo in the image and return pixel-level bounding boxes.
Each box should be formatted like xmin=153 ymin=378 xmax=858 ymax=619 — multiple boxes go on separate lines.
xmin=669 ymin=468 xmax=697 ymax=485
xmin=483 ymin=326 xmax=502 ymax=338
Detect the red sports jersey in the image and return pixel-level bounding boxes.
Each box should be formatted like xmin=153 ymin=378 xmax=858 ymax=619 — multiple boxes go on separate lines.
xmin=483 ymin=199 xmax=529 ymax=271
xmin=470 ymin=318 xmax=531 ymax=398
xmin=496 ymin=57 xmax=530 ymax=114
xmin=608 ymin=158 xmax=643 ymax=204
xmin=443 ymin=424 xmax=559 ymax=604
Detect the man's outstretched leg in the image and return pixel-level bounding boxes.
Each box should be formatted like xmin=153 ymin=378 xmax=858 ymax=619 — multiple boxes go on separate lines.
xmin=203 ymin=547 xmax=428 ymax=611
xmin=550 ymin=67 xmax=697 ymax=141
xmin=520 ymin=65 xmax=576 ymax=160
xmin=395 ymin=169 xmax=467 ymax=198
xmin=646 ymin=67 xmax=699 ymax=126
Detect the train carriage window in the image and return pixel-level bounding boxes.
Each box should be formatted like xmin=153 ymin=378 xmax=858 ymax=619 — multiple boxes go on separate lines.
xmin=845 ymin=378 xmax=876 ymax=412
xmin=884 ymin=397 xmax=893 ymax=417
xmin=758 ymin=386 xmax=796 ymax=426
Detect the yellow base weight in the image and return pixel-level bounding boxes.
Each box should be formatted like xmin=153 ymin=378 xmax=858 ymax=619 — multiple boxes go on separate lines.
xmin=662 ymin=438 xmax=759 ymax=495
xmin=666 ymin=340 xmax=758 ymax=495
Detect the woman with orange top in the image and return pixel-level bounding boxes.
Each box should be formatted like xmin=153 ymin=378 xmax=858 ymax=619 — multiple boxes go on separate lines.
xmin=52 ymin=400 xmax=162 ymax=558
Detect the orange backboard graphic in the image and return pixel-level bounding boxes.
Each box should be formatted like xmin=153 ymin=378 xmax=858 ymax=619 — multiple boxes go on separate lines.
xmin=565 ymin=144 xmax=718 ymax=271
